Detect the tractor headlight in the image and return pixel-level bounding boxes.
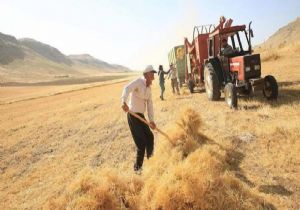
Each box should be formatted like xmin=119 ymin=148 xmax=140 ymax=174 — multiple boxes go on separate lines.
xmin=245 ymin=66 xmax=251 ymax=72
xmin=254 ymin=65 xmax=260 ymax=70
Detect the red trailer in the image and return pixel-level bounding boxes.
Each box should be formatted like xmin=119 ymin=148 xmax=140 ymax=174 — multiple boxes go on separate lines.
xmin=184 ymin=17 xmax=232 ymax=93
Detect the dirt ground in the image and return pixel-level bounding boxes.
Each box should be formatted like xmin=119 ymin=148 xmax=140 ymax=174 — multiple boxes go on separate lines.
xmin=0 ymin=53 xmax=299 ymax=209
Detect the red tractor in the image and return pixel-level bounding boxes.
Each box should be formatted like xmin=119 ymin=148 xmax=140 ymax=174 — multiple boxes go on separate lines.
xmin=184 ymin=17 xmax=278 ymax=108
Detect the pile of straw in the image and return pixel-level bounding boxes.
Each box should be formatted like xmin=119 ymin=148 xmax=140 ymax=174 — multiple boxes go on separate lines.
xmin=45 ymin=108 xmax=269 ymax=210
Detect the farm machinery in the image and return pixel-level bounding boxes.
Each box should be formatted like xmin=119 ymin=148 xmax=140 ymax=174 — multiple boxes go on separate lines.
xmin=184 ymin=16 xmax=278 ymax=108
xmin=168 ymin=45 xmax=186 ymax=87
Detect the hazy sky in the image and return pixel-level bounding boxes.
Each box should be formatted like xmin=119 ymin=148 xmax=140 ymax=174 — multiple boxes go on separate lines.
xmin=1 ymin=0 xmax=299 ymax=70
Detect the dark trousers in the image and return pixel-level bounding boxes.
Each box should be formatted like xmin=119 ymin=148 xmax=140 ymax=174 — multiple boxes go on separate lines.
xmin=127 ymin=113 xmax=154 ymax=171
xmin=159 ymin=82 xmax=165 ymax=99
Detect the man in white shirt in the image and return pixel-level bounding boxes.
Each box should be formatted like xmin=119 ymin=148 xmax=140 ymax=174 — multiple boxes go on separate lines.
xmin=121 ymin=65 xmax=157 ymax=172
xmin=168 ymin=63 xmax=180 ymax=95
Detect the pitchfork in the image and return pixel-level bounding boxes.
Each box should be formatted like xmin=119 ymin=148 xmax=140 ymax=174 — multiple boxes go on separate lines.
xmin=128 ymin=111 xmax=171 ymax=141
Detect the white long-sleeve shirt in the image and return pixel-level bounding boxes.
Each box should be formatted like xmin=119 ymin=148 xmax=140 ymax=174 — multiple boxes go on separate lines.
xmin=121 ymin=77 xmax=154 ymax=122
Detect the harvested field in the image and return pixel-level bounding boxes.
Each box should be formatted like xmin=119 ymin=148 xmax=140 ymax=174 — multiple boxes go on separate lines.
xmin=1 ymin=75 xmax=131 ymax=87
xmin=0 ymin=50 xmax=300 ymax=209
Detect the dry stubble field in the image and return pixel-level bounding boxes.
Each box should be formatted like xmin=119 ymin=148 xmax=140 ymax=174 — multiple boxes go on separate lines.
xmin=0 ymin=51 xmax=299 ymax=209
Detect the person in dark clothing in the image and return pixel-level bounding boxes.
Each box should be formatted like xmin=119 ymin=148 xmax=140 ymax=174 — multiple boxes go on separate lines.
xmin=157 ymin=65 xmax=170 ymax=100
xmin=127 ymin=113 xmax=154 ymax=171
xmin=121 ymin=65 xmax=157 ymax=173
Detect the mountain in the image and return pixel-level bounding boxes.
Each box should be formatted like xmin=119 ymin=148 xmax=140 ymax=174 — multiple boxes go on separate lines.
xmin=0 ymin=32 xmax=25 ymax=65
xmin=0 ymin=32 xmax=131 ymax=82
xmin=259 ymin=17 xmax=300 ymax=49
xmin=19 ymin=38 xmax=72 ymax=65
xmin=68 ymin=54 xmax=130 ymax=72
xmin=111 ymin=64 xmax=131 ymax=72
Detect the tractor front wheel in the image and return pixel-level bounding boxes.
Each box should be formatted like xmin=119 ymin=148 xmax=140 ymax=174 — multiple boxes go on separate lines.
xmin=263 ymin=75 xmax=278 ymax=100
xmin=224 ymin=83 xmax=238 ymax=108
xmin=204 ymin=64 xmax=221 ymax=100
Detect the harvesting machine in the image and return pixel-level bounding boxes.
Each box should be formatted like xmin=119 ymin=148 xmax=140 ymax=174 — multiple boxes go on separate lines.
xmin=184 ymin=16 xmax=278 ymax=108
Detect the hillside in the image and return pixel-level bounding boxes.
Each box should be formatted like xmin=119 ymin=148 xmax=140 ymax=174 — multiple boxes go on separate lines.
xmin=69 ymin=54 xmax=130 ymax=72
xmin=20 ymin=38 xmax=72 ymax=65
xmin=0 ymin=32 xmax=131 ymax=83
xmin=258 ymin=17 xmax=300 ymax=50
xmin=0 ymin=32 xmax=25 ymax=65
xmin=255 ymin=17 xmax=300 ymax=64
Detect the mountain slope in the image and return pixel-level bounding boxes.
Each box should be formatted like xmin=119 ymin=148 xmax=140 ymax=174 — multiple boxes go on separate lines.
xmin=0 ymin=32 xmax=131 ymax=82
xmin=69 ymin=54 xmax=130 ymax=72
xmin=0 ymin=32 xmax=25 ymax=65
xmin=20 ymin=38 xmax=72 ymax=65
xmin=259 ymin=17 xmax=300 ymax=49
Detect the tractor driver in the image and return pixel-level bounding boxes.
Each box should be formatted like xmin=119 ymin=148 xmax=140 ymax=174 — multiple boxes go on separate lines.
xmin=221 ymin=38 xmax=234 ymax=56
xmin=220 ymin=38 xmax=234 ymax=77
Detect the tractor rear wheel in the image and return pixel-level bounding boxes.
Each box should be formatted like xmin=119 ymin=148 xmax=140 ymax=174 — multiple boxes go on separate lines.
xmin=224 ymin=83 xmax=238 ymax=108
xmin=263 ymin=75 xmax=278 ymax=100
xmin=204 ymin=64 xmax=221 ymax=100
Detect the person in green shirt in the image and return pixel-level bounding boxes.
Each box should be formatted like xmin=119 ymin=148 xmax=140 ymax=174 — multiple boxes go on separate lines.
xmin=158 ymin=65 xmax=170 ymax=100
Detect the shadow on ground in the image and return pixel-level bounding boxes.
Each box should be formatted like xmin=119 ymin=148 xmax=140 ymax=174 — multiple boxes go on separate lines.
xmin=205 ymin=138 xmax=277 ymax=210
xmin=205 ymin=138 xmax=256 ymax=188
xmin=278 ymin=80 xmax=300 ymax=88
xmin=238 ymin=88 xmax=300 ymax=110
xmin=225 ymin=149 xmax=256 ymax=188
xmin=259 ymin=185 xmax=293 ymax=196
xmin=191 ymin=88 xmax=206 ymax=94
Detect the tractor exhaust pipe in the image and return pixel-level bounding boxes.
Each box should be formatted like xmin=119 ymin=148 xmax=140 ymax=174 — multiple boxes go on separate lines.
xmin=248 ymin=21 xmax=253 ymax=52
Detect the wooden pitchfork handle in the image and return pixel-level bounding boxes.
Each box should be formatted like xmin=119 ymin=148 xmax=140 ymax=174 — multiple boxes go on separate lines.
xmin=128 ymin=111 xmax=171 ymax=141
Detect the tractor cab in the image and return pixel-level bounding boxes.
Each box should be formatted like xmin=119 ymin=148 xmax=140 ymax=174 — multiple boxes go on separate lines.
xmin=209 ymin=23 xmax=253 ymax=59
xmin=207 ymin=22 xmax=260 ymax=86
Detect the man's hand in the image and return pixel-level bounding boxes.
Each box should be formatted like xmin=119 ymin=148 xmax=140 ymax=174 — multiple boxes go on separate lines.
xmin=149 ymin=121 xmax=156 ymax=130
xmin=121 ymin=102 xmax=129 ymax=112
